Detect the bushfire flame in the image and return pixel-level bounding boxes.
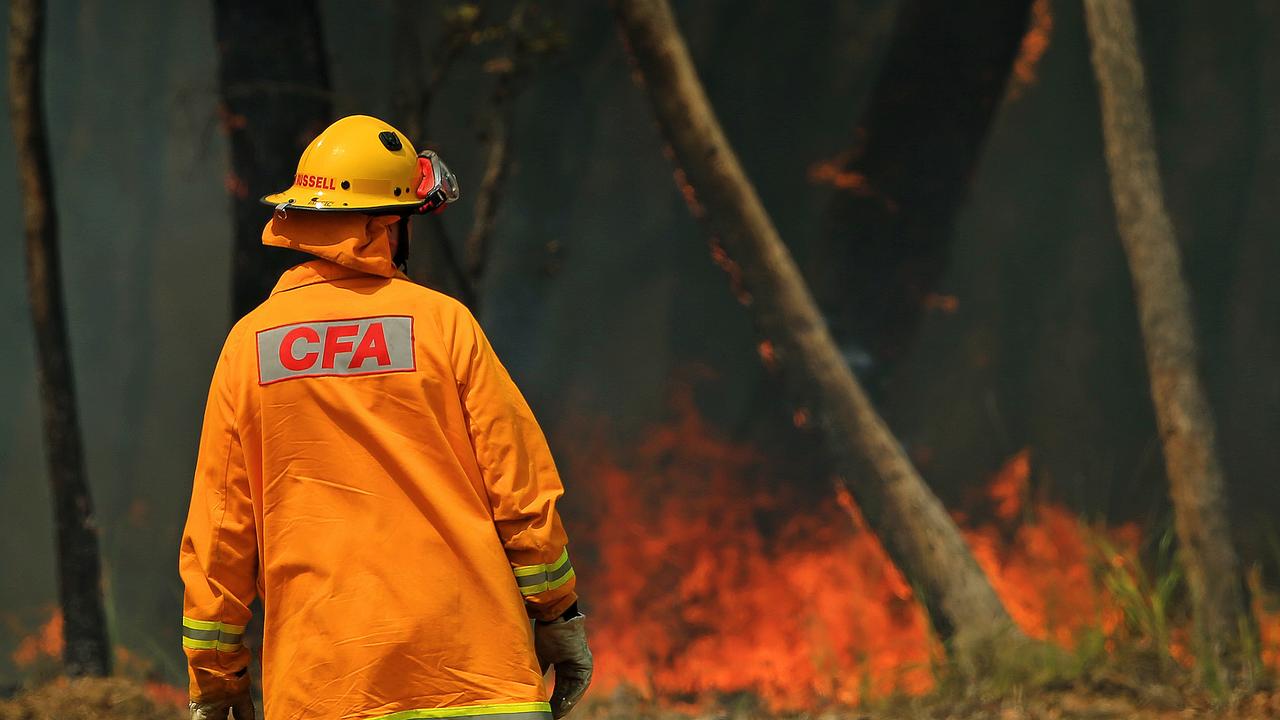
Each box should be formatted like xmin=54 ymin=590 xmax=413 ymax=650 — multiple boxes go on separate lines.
xmin=12 ymin=610 xmax=62 ymax=667
xmin=577 ymin=400 xmax=1280 ymax=710
xmin=8 ymin=396 xmax=1279 ymax=712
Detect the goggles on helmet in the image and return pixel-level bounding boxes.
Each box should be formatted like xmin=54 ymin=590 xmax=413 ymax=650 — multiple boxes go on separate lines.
xmin=415 ymin=150 xmax=461 ymax=214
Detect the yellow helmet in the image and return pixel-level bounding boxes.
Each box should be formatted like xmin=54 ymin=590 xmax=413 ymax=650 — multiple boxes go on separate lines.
xmin=262 ymin=115 xmax=459 ymax=214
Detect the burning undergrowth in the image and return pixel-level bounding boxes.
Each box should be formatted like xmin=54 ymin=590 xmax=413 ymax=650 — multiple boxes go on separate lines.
xmin=571 ymin=393 xmax=1280 ymax=713
xmin=6 ymin=613 xmax=188 ymax=712
xmin=7 ymin=388 xmax=1280 ymax=717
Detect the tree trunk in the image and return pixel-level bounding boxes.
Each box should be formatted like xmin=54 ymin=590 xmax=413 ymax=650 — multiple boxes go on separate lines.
xmin=8 ymin=0 xmax=112 ymax=678
xmin=813 ymin=0 xmax=1035 ymax=373
xmin=613 ymin=0 xmax=1027 ymax=669
xmin=213 ymin=0 xmax=333 ymax=321
xmin=1083 ymin=0 xmax=1253 ymax=685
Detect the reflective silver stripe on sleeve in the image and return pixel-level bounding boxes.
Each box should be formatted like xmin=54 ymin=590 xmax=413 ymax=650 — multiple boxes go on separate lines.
xmin=513 ymin=550 xmax=574 ymax=596
xmin=180 ymin=626 xmax=244 ymax=645
xmin=514 ymin=557 xmax=574 ymax=589
xmin=181 ymin=618 xmax=246 ymax=651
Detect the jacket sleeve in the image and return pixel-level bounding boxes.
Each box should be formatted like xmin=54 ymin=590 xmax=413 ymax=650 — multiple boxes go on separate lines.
xmin=451 ymin=308 xmax=578 ymax=621
xmin=178 ymin=335 xmax=257 ymax=701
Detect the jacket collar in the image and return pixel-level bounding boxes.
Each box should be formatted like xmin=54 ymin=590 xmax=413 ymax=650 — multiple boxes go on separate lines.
xmin=269 ymin=259 xmax=409 ymax=295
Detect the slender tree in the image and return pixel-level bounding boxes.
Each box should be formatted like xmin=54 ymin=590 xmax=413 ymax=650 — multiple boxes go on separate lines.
xmin=8 ymin=0 xmax=112 ymax=677
xmin=813 ymin=0 xmax=1035 ymax=371
xmin=613 ymin=0 xmax=1030 ymax=670
xmin=1084 ymin=0 xmax=1253 ymax=685
xmin=212 ymin=0 xmax=333 ymax=320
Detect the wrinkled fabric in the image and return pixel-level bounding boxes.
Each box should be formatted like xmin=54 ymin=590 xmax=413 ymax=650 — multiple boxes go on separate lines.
xmin=180 ymin=213 xmax=577 ymax=720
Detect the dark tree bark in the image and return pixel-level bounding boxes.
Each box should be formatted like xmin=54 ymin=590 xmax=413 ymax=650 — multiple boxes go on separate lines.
xmin=812 ymin=0 xmax=1035 ymax=373
xmin=1084 ymin=0 xmax=1254 ymax=686
xmin=614 ymin=0 xmax=1029 ymax=670
xmin=213 ymin=0 xmax=333 ymax=321
xmin=8 ymin=0 xmax=112 ymax=678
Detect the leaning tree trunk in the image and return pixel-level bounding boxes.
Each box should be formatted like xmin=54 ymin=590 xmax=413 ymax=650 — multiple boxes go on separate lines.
xmin=8 ymin=0 xmax=112 ymax=677
xmin=814 ymin=0 xmax=1035 ymax=371
xmin=213 ymin=0 xmax=333 ymax=320
xmin=1084 ymin=0 xmax=1253 ymax=686
xmin=613 ymin=0 xmax=1028 ymax=670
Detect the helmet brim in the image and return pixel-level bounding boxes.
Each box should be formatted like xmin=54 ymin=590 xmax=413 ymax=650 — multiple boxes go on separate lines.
xmin=260 ymin=191 xmax=422 ymax=216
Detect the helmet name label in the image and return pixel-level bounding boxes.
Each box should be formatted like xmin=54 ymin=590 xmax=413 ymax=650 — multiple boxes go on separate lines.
xmin=256 ymin=316 xmax=415 ymax=385
xmin=294 ymin=173 xmax=337 ymax=190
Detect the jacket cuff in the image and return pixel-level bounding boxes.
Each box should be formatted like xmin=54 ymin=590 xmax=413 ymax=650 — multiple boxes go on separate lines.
xmin=529 ymin=589 xmax=579 ymax=622
xmin=188 ymin=663 xmax=250 ymax=703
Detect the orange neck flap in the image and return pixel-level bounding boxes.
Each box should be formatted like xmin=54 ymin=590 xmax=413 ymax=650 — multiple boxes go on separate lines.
xmin=261 ymin=211 xmax=401 ymax=279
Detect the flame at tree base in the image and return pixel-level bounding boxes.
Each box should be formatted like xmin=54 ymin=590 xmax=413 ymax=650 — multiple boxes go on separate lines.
xmin=576 ymin=403 xmax=1280 ymax=711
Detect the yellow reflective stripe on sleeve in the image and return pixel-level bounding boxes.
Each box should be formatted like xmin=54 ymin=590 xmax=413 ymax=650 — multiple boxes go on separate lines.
xmin=181 ymin=616 xmax=245 ymax=651
xmin=512 ymin=549 xmax=569 ymax=578
xmin=547 ymin=550 xmax=570 ymax=573
xmin=513 ymin=549 xmax=574 ymax=596
xmin=370 ymin=701 xmax=552 ymax=720
xmin=518 ymin=566 xmax=576 ymax=597
xmin=181 ymin=637 xmax=244 ymax=652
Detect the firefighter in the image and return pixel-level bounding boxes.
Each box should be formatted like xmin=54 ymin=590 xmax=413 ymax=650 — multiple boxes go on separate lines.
xmin=181 ymin=115 xmax=592 ymax=720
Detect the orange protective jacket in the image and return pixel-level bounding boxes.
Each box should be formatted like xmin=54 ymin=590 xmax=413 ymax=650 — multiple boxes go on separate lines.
xmin=179 ymin=211 xmax=577 ymax=720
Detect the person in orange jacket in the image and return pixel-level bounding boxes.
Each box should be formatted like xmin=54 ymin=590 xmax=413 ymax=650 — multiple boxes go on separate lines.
xmin=180 ymin=115 xmax=592 ymax=720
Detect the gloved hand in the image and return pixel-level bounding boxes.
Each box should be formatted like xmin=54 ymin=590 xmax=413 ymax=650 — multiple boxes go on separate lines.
xmin=534 ymin=608 xmax=593 ymax=718
xmin=189 ymin=690 xmax=256 ymax=720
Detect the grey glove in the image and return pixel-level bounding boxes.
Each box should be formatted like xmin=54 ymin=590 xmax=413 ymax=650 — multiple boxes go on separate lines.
xmin=534 ymin=610 xmax=593 ymax=718
xmin=189 ymin=690 xmax=255 ymax=720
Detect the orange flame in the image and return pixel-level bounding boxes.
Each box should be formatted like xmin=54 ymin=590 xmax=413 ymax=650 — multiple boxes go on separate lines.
xmin=13 ymin=609 xmax=63 ymax=666
xmin=967 ymin=503 xmax=1136 ymax=648
xmin=577 ymin=399 xmax=1280 ymax=710
xmin=581 ymin=402 xmax=936 ymax=708
xmin=1010 ymin=0 xmax=1053 ymax=98
xmin=1255 ymin=580 xmax=1280 ymax=673
xmin=807 ymin=153 xmax=899 ymax=212
xmin=807 ymin=160 xmax=873 ymax=194
xmin=987 ymin=448 xmax=1030 ymax=521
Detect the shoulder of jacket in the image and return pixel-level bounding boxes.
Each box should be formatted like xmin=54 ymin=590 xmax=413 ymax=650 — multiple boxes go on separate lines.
xmin=388 ymin=276 xmax=461 ymax=305
xmin=219 ymin=313 xmax=259 ymax=366
xmin=388 ymin=277 xmax=476 ymax=324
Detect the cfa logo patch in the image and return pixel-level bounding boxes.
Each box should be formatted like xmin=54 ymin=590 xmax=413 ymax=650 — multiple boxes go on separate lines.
xmin=256 ymin=316 xmax=415 ymax=385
